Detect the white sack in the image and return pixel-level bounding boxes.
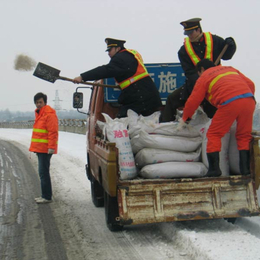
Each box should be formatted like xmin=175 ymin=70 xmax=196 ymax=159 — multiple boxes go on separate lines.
xmin=127 ymin=109 xmax=160 ymax=134
xmin=127 ymin=109 xmax=200 ymax=138
xmin=131 ymin=130 xmax=202 ymax=154
xmin=135 ymin=148 xmax=201 ymax=168
xmin=151 ymin=122 xmax=200 ymax=137
xmin=127 ymin=109 xmax=160 ymax=126
xmin=189 ymin=107 xmax=211 ymax=136
xmin=139 ymin=162 xmax=207 ymax=179
xmin=102 ymin=113 xmax=137 ymax=180
xmin=127 ymin=109 xmax=158 ymax=138
xmin=129 ymin=122 xmax=200 ymax=138
xmin=96 ymin=120 xmax=106 ymax=134
xmin=228 ymin=122 xmax=240 ymax=174
xmin=201 ymin=120 xmax=230 ymax=176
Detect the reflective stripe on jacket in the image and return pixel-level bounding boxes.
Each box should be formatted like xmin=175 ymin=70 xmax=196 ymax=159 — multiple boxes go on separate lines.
xmin=207 ymin=71 xmax=238 ymax=102
xmin=117 ymin=49 xmax=149 ymax=89
xmin=29 ymin=105 xmax=58 ymax=154
xmin=184 ymin=32 xmax=213 ymax=66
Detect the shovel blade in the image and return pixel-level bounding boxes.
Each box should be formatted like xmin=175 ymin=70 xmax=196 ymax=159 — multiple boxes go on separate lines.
xmin=33 ymin=62 xmax=60 ymax=83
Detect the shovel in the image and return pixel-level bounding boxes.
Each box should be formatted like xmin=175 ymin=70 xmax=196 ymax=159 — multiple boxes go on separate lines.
xmin=33 ymin=62 xmax=120 ymax=89
xmin=214 ymin=44 xmax=229 ymax=65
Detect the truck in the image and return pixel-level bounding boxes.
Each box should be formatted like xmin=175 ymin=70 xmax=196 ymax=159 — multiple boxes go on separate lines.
xmin=74 ymin=63 xmax=260 ymax=231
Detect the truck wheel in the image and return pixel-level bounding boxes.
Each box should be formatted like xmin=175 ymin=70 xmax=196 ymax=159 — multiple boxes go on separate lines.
xmin=224 ymin=218 xmax=237 ymax=224
xmin=91 ymin=175 xmax=104 ymax=207
xmin=86 ymin=163 xmax=91 ymax=180
xmin=86 ymin=154 xmax=91 ymax=180
xmin=104 ymin=191 xmax=123 ymax=232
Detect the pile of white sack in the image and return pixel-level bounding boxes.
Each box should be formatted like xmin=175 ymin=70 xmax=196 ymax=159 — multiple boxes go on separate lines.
xmin=127 ymin=109 xmax=207 ymax=179
xmin=98 ymin=108 xmax=241 ymax=180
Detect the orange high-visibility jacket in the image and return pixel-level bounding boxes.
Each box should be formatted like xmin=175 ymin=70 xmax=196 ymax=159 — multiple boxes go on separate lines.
xmin=182 ymin=66 xmax=255 ymax=121
xmin=29 ymin=105 xmax=58 ymax=154
xmin=184 ymin=32 xmax=213 ymax=65
xmin=116 ymin=49 xmax=149 ymax=89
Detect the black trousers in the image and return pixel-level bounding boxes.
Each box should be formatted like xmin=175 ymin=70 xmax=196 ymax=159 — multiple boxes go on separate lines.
xmin=37 ymin=153 xmax=53 ymax=200
xmin=160 ymin=87 xmax=185 ymax=122
xmin=160 ymin=86 xmax=217 ymax=122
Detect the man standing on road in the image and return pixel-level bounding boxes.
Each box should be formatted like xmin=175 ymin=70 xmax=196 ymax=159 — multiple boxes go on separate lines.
xmin=29 ymin=92 xmax=58 ymax=204
xmin=160 ymin=18 xmax=237 ymax=122
xmin=73 ymin=38 xmax=162 ymax=118
xmin=181 ymin=59 xmax=255 ymax=177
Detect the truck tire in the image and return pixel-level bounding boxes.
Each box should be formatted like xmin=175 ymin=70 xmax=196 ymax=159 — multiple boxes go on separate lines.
xmin=104 ymin=191 xmax=123 ymax=231
xmin=86 ymin=163 xmax=91 ymax=180
xmin=86 ymin=154 xmax=91 ymax=180
xmin=91 ymin=175 xmax=104 ymax=207
xmin=224 ymin=218 xmax=237 ymax=224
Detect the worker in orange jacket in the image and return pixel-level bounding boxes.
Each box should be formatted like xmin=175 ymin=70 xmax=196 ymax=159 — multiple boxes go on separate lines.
xmin=181 ymin=59 xmax=255 ymax=177
xmin=29 ymin=92 xmax=58 ymax=203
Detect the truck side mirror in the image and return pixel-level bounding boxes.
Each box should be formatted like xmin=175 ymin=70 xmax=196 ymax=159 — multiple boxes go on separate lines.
xmin=73 ymin=92 xmax=83 ymax=109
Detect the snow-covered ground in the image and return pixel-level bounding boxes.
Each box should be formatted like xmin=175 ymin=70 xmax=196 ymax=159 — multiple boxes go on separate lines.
xmin=1 ymin=128 xmax=260 ymax=260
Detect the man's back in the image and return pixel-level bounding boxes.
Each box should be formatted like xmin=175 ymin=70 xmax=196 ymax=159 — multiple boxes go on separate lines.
xmin=195 ymin=66 xmax=255 ymax=107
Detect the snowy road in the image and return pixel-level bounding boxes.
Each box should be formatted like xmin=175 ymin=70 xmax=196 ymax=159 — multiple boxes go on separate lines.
xmin=0 ymin=129 xmax=260 ymax=260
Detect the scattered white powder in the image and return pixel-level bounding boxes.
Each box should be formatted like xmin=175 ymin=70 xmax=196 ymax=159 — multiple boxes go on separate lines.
xmin=14 ymin=54 xmax=37 ymax=71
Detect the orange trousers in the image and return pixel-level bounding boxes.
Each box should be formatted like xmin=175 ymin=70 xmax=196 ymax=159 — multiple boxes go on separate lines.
xmin=206 ymin=97 xmax=255 ymax=153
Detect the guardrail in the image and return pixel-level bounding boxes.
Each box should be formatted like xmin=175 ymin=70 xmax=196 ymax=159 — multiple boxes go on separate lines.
xmin=0 ymin=119 xmax=87 ymax=135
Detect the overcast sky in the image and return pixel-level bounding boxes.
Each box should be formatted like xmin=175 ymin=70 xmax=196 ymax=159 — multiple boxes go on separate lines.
xmin=1 ymin=0 xmax=259 ymax=112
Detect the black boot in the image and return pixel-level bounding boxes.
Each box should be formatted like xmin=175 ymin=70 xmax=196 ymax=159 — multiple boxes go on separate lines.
xmin=239 ymin=150 xmax=250 ymax=175
xmin=205 ymin=152 xmax=222 ymax=177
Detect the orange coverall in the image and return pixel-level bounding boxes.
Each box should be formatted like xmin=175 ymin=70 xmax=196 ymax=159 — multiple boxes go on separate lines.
xmin=29 ymin=105 xmax=59 ymax=154
xmin=182 ymin=65 xmax=255 ymax=153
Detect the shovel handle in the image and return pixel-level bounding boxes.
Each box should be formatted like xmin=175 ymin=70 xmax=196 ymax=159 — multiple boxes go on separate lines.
xmin=214 ymin=44 xmax=229 ymax=65
xmin=58 ymin=76 xmax=120 ymax=89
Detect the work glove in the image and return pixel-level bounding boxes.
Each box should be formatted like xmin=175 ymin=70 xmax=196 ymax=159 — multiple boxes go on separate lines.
xmin=176 ymin=118 xmax=189 ymax=131
xmin=73 ymin=76 xmax=83 ymax=84
xmin=48 ymin=149 xmax=55 ymax=154
xmin=224 ymin=37 xmax=235 ymax=46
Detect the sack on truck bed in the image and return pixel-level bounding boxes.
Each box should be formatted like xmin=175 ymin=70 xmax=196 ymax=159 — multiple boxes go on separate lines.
xmin=127 ymin=109 xmax=200 ymax=138
xmin=139 ymin=162 xmax=207 ymax=179
xmin=131 ymin=130 xmax=202 ymax=154
xmin=135 ymin=147 xmax=201 ymax=168
xmin=189 ymin=107 xmax=211 ymax=136
xmin=102 ymin=113 xmax=137 ymax=180
xmin=201 ymin=120 xmax=230 ymax=176
xmin=229 ymin=122 xmax=240 ymax=175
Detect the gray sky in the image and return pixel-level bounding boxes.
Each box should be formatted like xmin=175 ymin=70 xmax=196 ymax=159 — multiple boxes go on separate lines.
xmin=1 ymin=0 xmax=259 ymax=112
